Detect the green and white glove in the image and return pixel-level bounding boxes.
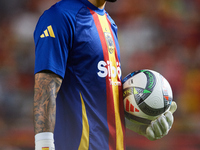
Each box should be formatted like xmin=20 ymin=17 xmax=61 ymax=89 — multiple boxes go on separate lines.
xmin=126 ymin=101 xmax=177 ymax=141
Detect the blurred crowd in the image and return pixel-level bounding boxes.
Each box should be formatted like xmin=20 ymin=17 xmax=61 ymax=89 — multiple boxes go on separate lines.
xmin=0 ymin=0 xmax=200 ymax=149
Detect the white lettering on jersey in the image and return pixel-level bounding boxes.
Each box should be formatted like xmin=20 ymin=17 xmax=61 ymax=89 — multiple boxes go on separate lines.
xmin=97 ymin=60 xmax=108 ymax=78
xmin=97 ymin=60 xmax=122 ymax=84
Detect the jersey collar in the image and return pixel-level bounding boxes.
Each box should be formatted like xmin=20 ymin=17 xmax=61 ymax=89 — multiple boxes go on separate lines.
xmin=80 ymin=0 xmax=105 ymax=15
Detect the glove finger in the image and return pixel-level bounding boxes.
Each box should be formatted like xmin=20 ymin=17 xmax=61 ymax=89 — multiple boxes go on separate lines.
xmin=158 ymin=115 xmax=169 ymax=135
xmin=151 ymin=120 xmax=162 ymax=138
xmin=164 ymin=111 xmax=174 ymax=127
xmin=169 ymin=101 xmax=177 ymax=114
xmin=146 ymin=126 xmax=155 ymax=141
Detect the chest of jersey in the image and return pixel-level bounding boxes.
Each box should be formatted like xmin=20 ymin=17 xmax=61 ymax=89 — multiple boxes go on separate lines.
xmin=67 ymin=7 xmax=121 ymax=86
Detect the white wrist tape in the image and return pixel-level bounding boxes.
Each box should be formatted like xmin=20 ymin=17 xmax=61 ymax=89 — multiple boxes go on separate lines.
xmin=35 ymin=132 xmax=55 ymax=150
xmin=35 ymin=132 xmax=54 ymax=142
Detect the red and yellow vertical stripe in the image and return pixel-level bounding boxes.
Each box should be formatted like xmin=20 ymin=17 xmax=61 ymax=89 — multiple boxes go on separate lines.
xmin=89 ymin=9 xmax=125 ymax=150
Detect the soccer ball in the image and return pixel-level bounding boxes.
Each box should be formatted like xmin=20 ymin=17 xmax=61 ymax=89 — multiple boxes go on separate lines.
xmin=122 ymin=69 xmax=173 ymax=125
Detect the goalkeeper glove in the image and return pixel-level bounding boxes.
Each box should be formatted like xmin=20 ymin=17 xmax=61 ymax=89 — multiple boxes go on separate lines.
xmin=126 ymin=101 xmax=177 ymax=141
xmin=35 ymin=132 xmax=55 ymax=150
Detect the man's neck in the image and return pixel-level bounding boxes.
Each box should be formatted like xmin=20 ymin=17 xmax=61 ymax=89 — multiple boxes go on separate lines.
xmin=88 ymin=0 xmax=106 ymax=9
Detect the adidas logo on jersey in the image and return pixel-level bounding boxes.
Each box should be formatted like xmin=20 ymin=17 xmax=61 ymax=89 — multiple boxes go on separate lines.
xmin=40 ymin=25 xmax=55 ymax=38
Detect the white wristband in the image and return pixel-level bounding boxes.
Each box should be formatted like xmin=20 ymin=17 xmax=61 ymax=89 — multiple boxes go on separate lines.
xmin=35 ymin=132 xmax=55 ymax=150
xmin=35 ymin=132 xmax=54 ymax=142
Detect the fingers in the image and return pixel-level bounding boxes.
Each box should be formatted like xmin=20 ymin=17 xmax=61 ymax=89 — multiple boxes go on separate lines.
xmin=169 ymin=101 xmax=177 ymax=114
xmin=146 ymin=126 xmax=155 ymax=141
xmin=164 ymin=101 xmax=176 ymax=128
xmin=146 ymin=126 xmax=157 ymax=141
xmin=146 ymin=114 xmax=171 ymax=141
xmin=151 ymin=120 xmax=162 ymax=137
xmin=146 ymin=120 xmax=163 ymax=141
xmin=164 ymin=111 xmax=174 ymax=128
xmin=145 ymin=101 xmax=177 ymax=141
xmin=158 ymin=115 xmax=169 ymax=135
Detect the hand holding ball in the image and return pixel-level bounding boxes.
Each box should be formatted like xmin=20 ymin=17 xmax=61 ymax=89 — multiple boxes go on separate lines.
xmin=123 ymin=70 xmax=177 ymax=140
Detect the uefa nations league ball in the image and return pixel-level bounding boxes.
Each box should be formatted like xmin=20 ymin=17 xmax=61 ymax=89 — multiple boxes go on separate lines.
xmin=122 ymin=69 xmax=173 ymax=125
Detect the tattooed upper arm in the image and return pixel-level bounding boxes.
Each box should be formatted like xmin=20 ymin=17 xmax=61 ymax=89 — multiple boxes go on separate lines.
xmin=34 ymin=71 xmax=62 ymax=134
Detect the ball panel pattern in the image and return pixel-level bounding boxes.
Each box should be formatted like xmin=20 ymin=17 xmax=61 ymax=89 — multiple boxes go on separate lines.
xmin=122 ymin=69 xmax=173 ymax=124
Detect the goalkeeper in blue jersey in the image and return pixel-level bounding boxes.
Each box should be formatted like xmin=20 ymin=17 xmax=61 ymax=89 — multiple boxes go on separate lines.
xmin=33 ymin=0 xmax=177 ymax=149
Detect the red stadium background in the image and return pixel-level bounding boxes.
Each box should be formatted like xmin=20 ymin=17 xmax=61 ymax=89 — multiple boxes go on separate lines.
xmin=0 ymin=0 xmax=200 ymax=149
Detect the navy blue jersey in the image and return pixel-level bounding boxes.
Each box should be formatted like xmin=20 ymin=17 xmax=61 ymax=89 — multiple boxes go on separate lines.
xmin=34 ymin=0 xmax=125 ymax=149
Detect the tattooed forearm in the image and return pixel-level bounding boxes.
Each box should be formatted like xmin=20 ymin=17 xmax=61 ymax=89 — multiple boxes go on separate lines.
xmin=34 ymin=72 xmax=62 ymax=134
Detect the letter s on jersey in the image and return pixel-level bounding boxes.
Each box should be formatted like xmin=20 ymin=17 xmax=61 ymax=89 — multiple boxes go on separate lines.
xmin=97 ymin=60 xmax=121 ymax=79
